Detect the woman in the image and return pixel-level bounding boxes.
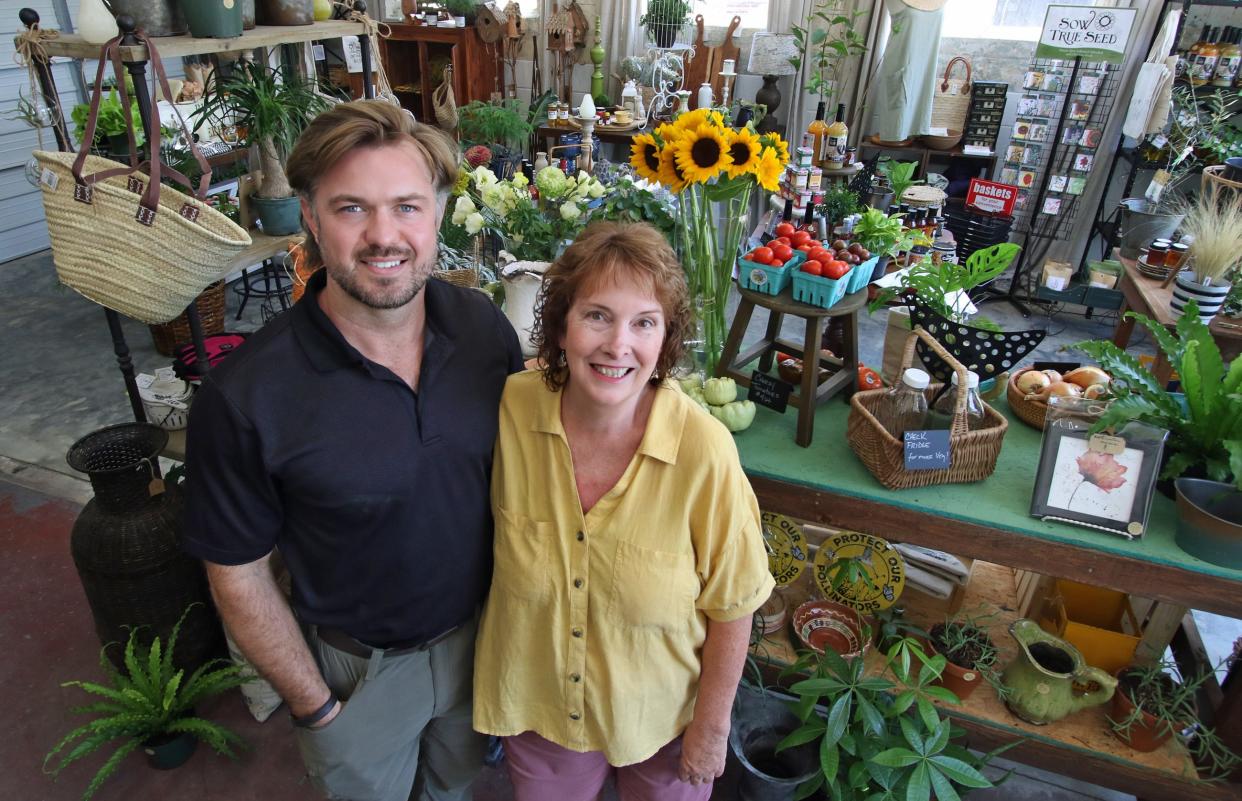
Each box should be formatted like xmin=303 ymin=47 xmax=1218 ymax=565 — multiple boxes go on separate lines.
xmin=474 ymin=221 xmax=774 ymax=800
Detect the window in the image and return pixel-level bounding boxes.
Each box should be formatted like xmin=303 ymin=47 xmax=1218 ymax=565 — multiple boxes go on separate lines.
xmin=697 ymin=0 xmax=769 ymax=31
xmin=942 ymin=0 xmax=1099 ymax=42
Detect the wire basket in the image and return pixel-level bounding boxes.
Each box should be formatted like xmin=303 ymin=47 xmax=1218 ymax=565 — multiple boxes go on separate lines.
xmin=847 ymin=327 xmax=1008 ymax=489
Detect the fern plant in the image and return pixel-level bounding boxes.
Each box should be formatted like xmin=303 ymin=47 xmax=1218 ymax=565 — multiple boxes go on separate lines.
xmin=1071 ymin=299 xmax=1242 ymax=489
xmin=44 ymin=607 xmax=247 ymax=801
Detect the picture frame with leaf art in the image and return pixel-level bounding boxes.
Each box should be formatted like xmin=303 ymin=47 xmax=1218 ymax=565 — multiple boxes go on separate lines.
xmin=1031 ymin=405 xmax=1166 ymax=538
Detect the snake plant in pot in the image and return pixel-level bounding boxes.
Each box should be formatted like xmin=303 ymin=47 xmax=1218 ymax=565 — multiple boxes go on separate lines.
xmin=194 ymin=60 xmax=330 ymax=235
xmin=1071 ymin=298 xmax=1242 ymax=493
xmin=44 ymin=607 xmax=247 ymax=801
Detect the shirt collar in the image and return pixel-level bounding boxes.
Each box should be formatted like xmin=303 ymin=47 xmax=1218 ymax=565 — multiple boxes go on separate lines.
xmin=531 ymin=379 xmax=685 ymax=465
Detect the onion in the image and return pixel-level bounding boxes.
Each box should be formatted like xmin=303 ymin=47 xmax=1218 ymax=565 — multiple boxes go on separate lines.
xmin=1083 ymin=383 xmax=1109 ymax=400
xmin=1042 ymin=369 xmax=1063 ymax=384
xmin=1064 ymin=366 xmax=1111 ymax=389
xmin=1025 ymin=381 xmax=1082 ymax=402
xmin=1015 ymin=370 xmax=1051 ymax=395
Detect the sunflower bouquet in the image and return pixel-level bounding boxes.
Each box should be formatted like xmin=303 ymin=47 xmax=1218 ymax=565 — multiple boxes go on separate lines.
xmin=449 ymin=164 xmax=606 ymax=264
xmin=630 ymin=109 xmax=789 ymax=374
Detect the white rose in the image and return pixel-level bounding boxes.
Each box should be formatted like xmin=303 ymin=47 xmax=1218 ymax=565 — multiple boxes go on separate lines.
xmin=451 ymin=196 xmax=476 ymax=225
xmin=465 ymin=212 xmax=485 ymax=235
xmin=560 ymin=201 xmax=581 ymax=222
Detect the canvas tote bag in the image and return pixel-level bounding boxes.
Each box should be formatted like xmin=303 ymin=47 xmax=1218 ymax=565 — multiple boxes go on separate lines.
xmin=930 ymin=56 xmax=972 ymax=133
xmin=34 ymin=32 xmax=250 ymax=325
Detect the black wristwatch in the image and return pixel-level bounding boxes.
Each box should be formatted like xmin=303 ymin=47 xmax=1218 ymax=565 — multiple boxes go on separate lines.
xmin=291 ymin=691 xmax=339 ymax=728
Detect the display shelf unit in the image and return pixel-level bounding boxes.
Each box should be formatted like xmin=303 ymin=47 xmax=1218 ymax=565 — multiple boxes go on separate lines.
xmin=34 ymin=20 xmax=368 ymax=61
xmin=380 ymin=23 xmax=499 ymax=123
xmin=857 ymin=140 xmax=998 ymax=181
xmin=734 ymin=397 xmax=1242 ymax=799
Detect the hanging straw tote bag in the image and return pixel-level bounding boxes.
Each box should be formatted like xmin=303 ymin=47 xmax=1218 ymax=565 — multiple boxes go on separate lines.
xmin=433 ymin=66 xmax=459 ymax=131
xmin=928 ymin=56 xmax=972 ymax=148
xmin=33 ymin=32 xmax=250 ymax=325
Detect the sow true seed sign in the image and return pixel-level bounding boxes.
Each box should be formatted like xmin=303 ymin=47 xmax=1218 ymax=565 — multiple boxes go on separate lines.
xmin=1036 ymin=6 xmax=1136 ymax=65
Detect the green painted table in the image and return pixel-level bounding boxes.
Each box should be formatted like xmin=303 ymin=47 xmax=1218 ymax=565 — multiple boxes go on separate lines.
xmin=734 ymin=394 xmax=1242 ymax=619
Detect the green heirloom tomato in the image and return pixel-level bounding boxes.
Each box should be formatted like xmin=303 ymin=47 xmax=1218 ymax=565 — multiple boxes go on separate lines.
xmin=703 ymin=377 xmax=738 ymax=406
xmin=709 ymin=400 xmax=756 ymax=432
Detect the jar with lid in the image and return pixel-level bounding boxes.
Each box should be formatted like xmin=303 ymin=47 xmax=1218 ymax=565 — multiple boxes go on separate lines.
xmin=928 ymin=370 xmax=985 ymax=431
xmin=1145 ymin=240 xmax=1170 ymax=266
xmin=875 ymin=368 xmax=931 ymax=438
xmin=1168 ymin=242 xmax=1190 ymax=270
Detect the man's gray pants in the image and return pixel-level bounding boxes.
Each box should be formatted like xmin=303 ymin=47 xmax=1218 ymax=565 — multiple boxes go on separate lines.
xmin=295 ymin=619 xmax=487 ymax=801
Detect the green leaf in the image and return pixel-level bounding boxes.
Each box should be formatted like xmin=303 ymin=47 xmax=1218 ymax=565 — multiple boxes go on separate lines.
xmin=777 ymin=720 xmax=828 ymax=752
xmin=872 ymin=747 xmax=920 ymax=768
xmin=925 ymin=719 xmax=951 ymax=755
xmin=906 ymin=762 xmax=932 ymax=801
xmin=922 ymin=685 xmax=960 ymax=705
xmin=811 ymin=29 xmax=828 ymax=44
xmin=927 ymin=765 xmax=964 ymax=801
xmin=794 ymin=771 xmax=826 ymax=800
xmin=1226 ymin=440 xmax=1242 ymax=490
xmin=825 ymin=692 xmax=853 ymax=746
xmin=898 ymin=715 xmax=926 ymax=753
xmin=857 ymin=694 xmax=886 ymax=736
xmin=791 ymin=677 xmax=843 ymax=695
xmin=821 ymin=738 xmax=841 ymax=781
xmin=928 ymin=755 xmax=992 ymax=787
xmin=916 ymin=697 xmax=940 ymax=732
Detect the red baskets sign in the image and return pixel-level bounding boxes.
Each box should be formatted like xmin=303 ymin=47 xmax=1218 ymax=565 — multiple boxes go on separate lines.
xmin=966 ymin=179 xmax=1018 ymax=216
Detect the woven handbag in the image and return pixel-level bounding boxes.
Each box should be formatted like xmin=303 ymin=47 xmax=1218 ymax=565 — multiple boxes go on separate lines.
xmin=34 ymin=33 xmax=250 ymax=325
xmin=930 ymin=56 xmax=972 ymax=134
xmin=433 ymin=66 xmax=458 ymax=131
xmin=847 ymin=326 xmax=1007 ymax=490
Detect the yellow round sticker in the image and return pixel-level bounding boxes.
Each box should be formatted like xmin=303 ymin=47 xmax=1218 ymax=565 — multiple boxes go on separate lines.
xmin=813 ymin=531 xmax=905 ymax=612
xmin=761 ymin=512 xmax=807 ymax=587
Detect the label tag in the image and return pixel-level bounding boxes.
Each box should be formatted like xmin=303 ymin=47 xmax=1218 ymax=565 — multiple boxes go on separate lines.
xmin=148 ymin=478 xmax=165 ymax=497
xmin=903 ymin=429 xmax=951 ymax=470
xmin=127 ymin=176 xmax=144 ymax=194
xmin=1088 ymin=433 xmax=1125 ymax=455
xmin=41 ymin=167 xmax=59 ymax=190
xmin=748 ymin=370 xmax=792 ymax=413
xmin=73 ymin=182 xmax=92 ymax=204
xmin=135 ymin=205 xmax=156 ymax=226
xmin=180 ymin=203 xmax=200 ymax=222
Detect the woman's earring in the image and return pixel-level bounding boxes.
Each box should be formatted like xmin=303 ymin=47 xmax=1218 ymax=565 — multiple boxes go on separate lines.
xmin=558 ymin=349 xmax=567 ymax=367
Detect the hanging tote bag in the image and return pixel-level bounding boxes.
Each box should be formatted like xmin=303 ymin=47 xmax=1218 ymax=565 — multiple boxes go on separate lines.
xmin=34 ymin=33 xmax=251 ymax=325
xmin=433 ymin=66 xmax=458 ymax=131
xmin=930 ymin=56 xmax=972 ymax=136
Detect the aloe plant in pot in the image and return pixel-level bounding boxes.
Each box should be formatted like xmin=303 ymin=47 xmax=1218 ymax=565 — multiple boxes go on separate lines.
xmin=194 ymin=60 xmax=330 ymax=234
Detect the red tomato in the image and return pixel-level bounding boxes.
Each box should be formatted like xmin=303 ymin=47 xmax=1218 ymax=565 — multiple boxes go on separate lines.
xmin=808 ymin=247 xmax=831 ymax=264
xmin=796 ymin=243 xmax=815 ymax=254
xmin=790 ymin=230 xmax=812 ymax=247
xmin=822 ymin=260 xmax=849 ymax=279
xmin=775 ymin=222 xmax=796 ymax=238
xmin=770 ymin=243 xmax=794 ymax=262
xmin=751 ymin=246 xmax=774 ymax=263
xmin=801 ymin=259 xmax=823 ymax=276
xmin=772 ymin=236 xmax=791 ymax=246
xmin=805 ymin=239 xmax=822 ymax=249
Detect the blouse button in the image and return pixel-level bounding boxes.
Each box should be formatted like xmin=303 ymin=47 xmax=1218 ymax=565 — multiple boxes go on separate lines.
xmin=572 ymin=627 xmax=583 ymax=638
xmin=573 ymin=578 xmax=584 ymax=588
xmin=576 ymin=531 xmax=585 ymax=542
xmin=569 ymin=712 xmax=581 ymax=720
xmin=570 ymin=673 xmax=581 ymax=683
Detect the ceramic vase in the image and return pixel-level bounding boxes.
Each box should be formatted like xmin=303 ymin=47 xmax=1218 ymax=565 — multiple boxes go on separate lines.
xmin=501 ymin=261 xmax=551 ymax=357
xmin=1171 ymin=272 xmax=1230 ymax=323
xmin=78 ymin=0 xmax=118 ymax=44
xmin=1001 ymin=619 xmax=1116 ymax=725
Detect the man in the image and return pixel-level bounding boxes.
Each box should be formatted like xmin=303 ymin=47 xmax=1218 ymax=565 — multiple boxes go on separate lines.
xmin=182 ymin=100 xmax=522 ymax=801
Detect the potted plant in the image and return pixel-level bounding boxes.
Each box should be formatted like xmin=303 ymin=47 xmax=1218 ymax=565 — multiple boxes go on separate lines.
xmin=878 ymin=159 xmax=921 ymax=207
xmin=1072 ymin=298 xmax=1242 ymax=492
xmin=818 ymin=184 xmax=862 ymax=235
xmin=853 ymin=207 xmax=910 ymax=282
xmin=72 ymin=88 xmax=145 ymax=159
xmin=925 ymin=612 xmax=1006 ymax=702
xmin=638 ymin=0 xmax=691 ymax=49
xmin=456 ymin=98 xmax=534 ymax=175
xmin=44 ymin=607 xmax=248 ymax=800
xmin=1168 ymin=191 xmax=1242 ymax=323
xmin=443 ymin=0 xmax=479 ymax=23
xmin=777 ymin=635 xmax=1014 ymax=800
xmin=194 ymin=60 xmax=330 ymax=235
xmin=1110 ymin=658 xmax=1240 ymax=778
xmin=789 ymin=3 xmax=868 ymax=108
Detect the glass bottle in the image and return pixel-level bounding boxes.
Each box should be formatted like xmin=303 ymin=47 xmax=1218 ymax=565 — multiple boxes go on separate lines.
xmin=1187 ymin=24 xmax=1210 ymax=84
xmin=929 ymin=370 xmax=985 ymax=431
xmin=1214 ymin=27 xmax=1241 ymax=88
xmin=877 ymin=368 xmax=930 ymax=437
xmin=798 ymin=200 xmax=817 ymax=234
xmin=1193 ymin=27 xmax=1220 ymax=87
xmin=825 ymin=103 xmax=849 ymax=169
xmin=808 ymin=102 xmax=830 ymax=167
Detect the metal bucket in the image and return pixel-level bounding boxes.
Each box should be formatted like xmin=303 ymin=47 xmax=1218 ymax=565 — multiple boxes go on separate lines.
xmin=1117 ymin=198 xmax=1183 ymax=260
xmin=110 ymin=0 xmax=187 ymax=36
xmin=729 ymin=686 xmax=819 ymax=801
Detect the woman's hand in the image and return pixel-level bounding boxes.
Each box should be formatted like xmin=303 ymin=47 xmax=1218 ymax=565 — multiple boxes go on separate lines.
xmin=678 ymin=718 xmax=729 ymax=785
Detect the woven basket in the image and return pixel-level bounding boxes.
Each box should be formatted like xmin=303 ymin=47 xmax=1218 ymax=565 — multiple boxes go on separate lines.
xmin=902 ymin=185 xmax=948 ymax=209
xmin=1201 ymin=165 xmax=1242 ymax=202
xmin=1006 ymin=367 xmax=1050 ymax=430
xmin=931 ymin=56 xmax=972 ymax=134
xmin=847 ymin=327 xmax=1008 ymax=489
xmin=148 ymin=281 xmax=226 ymax=356
xmin=433 ymin=268 xmax=480 ymax=288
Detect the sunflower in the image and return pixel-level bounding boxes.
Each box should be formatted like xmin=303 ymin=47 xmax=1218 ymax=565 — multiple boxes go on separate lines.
xmin=722 ymin=127 xmax=762 ymax=180
xmin=630 ymin=133 xmax=662 ymax=183
xmin=657 ymin=143 xmax=690 ymax=193
xmin=655 ymin=121 xmax=684 ymax=145
xmin=761 ymin=133 xmax=791 ymax=168
xmin=675 ymin=108 xmax=725 ymax=132
xmin=754 ymin=147 xmax=783 ymax=192
xmin=673 ymin=123 xmax=731 ymax=184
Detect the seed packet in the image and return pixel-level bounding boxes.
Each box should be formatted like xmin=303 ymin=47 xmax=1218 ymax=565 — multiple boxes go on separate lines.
xmin=1013 ymin=120 xmax=1033 ymax=140
xmin=1080 ymin=128 xmax=1102 ymax=148
xmin=1016 ymin=97 xmax=1040 ymax=116
xmin=1022 ymin=145 xmax=1043 ymax=165
xmin=1061 ymin=126 xmax=1085 ymax=145
xmin=1018 ymin=169 xmax=1038 ymax=188
xmin=1024 ymin=71 xmax=1045 ymax=90
xmin=1067 ymin=177 xmax=1087 ymax=195
xmin=1028 ymin=123 xmax=1049 ymax=142
xmin=1069 ymin=99 xmax=1092 ymax=120
xmin=1042 ymin=72 xmax=1065 ymax=92
xmin=1077 ymin=73 xmax=1103 ymax=95
xmin=1000 ymin=167 xmax=1019 ymax=185
xmin=1073 ymin=153 xmax=1094 ymax=172
xmin=1049 ymin=175 xmax=1068 ymax=192
xmin=1014 ymin=192 xmax=1029 ymax=210
xmin=1042 ymin=197 xmax=1062 ymax=215
xmin=1006 ymin=144 xmax=1026 ymax=163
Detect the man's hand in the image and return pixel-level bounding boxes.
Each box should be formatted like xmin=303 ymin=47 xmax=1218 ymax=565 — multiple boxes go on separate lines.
xmin=677 ymin=718 xmax=728 ymax=785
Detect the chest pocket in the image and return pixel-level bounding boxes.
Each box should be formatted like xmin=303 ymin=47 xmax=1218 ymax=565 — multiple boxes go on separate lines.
xmin=492 ymin=506 xmax=555 ymax=603
xmin=608 ymin=541 xmax=698 ymax=632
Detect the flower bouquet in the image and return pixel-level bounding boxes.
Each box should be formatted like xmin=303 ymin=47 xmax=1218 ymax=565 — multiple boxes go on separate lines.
xmin=630 ymin=109 xmax=789 ymax=374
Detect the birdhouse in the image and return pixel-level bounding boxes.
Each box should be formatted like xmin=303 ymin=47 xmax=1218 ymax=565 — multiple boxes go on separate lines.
xmin=546 ymin=1 xmax=588 ymax=52
xmin=475 ymin=2 xmax=505 ymax=44
xmin=503 ymin=2 xmax=525 ymax=38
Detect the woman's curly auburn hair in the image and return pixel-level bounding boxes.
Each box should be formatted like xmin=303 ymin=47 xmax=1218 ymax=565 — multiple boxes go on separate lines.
xmin=531 ymin=221 xmax=691 ymax=392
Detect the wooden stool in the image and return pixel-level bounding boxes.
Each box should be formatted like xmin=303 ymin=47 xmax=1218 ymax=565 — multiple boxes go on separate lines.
xmin=718 ymin=284 xmax=866 ymax=447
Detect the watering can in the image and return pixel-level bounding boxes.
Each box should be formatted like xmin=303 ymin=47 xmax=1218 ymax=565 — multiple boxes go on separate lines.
xmin=1001 ymin=618 xmax=1116 ymax=725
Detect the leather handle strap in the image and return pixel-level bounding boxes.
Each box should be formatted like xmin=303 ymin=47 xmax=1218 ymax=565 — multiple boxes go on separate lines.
xmin=940 ymin=56 xmax=972 ymax=93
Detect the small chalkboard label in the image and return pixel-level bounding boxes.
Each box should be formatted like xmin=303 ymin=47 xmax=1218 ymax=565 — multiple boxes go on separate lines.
xmin=748 ymin=370 xmax=792 ymax=413
xmin=903 ymin=430 xmax=951 ymax=470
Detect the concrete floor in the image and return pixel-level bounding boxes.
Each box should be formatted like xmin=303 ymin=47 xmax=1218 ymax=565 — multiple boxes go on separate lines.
xmin=0 ymin=248 xmax=1227 ymax=801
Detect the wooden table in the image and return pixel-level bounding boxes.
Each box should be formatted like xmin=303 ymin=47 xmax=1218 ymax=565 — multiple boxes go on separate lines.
xmin=1110 ymin=255 xmax=1242 ymax=385
xmin=733 ymin=396 xmax=1242 ymax=799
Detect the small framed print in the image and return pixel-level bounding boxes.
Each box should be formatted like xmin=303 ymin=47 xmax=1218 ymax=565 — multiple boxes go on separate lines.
xmin=1080 ymin=128 xmax=1102 ymax=148
xmin=1018 ymin=169 xmax=1038 ymax=189
xmin=1042 ymin=197 xmax=1062 ymax=215
xmin=1000 ymin=167 xmax=1019 ymax=185
xmin=1006 ymin=144 xmax=1026 ymax=164
xmin=1061 ymin=126 xmax=1085 ymax=145
xmin=1049 ymin=175 xmax=1068 ymax=193
xmin=1028 ymin=123 xmax=1049 ymax=142
xmin=1042 ymin=72 xmax=1065 ymax=92
xmin=1021 ymin=145 xmax=1043 ymax=165
xmin=1073 ymin=153 xmax=1094 ymax=172
xmin=1023 ymin=71 xmax=1045 ymax=90
xmin=1030 ymin=411 xmax=1166 ymax=538
xmin=1069 ymin=99 xmax=1092 ymax=120
xmin=1013 ymin=120 xmax=1033 ymax=140
xmin=1067 ymin=176 xmax=1087 ymax=195
xmin=1077 ymin=73 xmax=1103 ymax=95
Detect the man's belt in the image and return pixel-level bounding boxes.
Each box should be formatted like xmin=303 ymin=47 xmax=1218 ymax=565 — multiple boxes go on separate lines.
xmin=315 ymin=624 xmax=460 ymax=659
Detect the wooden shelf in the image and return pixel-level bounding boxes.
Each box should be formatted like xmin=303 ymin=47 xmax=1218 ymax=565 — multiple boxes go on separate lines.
xmin=35 ymin=21 xmax=368 ymax=61
xmin=755 ymin=560 xmax=1236 ymax=801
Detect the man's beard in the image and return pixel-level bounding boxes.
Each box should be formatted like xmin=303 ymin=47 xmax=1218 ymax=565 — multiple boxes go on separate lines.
xmin=327 ymin=246 xmax=434 ymax=310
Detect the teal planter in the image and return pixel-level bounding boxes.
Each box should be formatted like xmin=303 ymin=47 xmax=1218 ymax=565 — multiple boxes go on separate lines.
xmin=1175 ymin=478 xmax=1242 ymax=568
xmin=251 ymin=195 xmax=302 ymax=235
xmin=179 ymin=0 xmax=243 ymax=38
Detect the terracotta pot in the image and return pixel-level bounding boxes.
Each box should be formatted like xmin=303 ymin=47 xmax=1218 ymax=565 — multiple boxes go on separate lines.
xmin=257 ymin=0 xmax=313 ymax=25
xmin=933 ymin=651 xmax=983 ymax=701
xmin=1110 ymin=681 xmax=1177 ymax=753
xmin=791 ymin=600 xmax=868 ymax=659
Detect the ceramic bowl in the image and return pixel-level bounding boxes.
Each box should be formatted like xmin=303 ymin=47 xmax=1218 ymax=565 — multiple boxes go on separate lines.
xmin=791 ymin=600 xmax=868 ymax=658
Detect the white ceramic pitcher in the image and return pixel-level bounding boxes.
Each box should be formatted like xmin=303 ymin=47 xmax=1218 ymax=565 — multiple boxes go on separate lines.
xmin=501 ymin=260 xmax=551 ymax=357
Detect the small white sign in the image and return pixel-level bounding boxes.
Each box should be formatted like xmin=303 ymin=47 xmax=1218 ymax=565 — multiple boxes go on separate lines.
xmin=1036 ymin=6 xmax=1136 ymax=65
xmin=343 ymin=35 xmax=364 ymax=73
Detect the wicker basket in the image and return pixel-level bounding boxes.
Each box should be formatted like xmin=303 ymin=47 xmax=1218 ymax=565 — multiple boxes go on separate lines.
xmin=1202 ymin=165 xmax=1242 ymax=202
xmin=902 ymin=185 xmax=948 ymax=209
xmin=1006 ymin=367 xmax=1050 ymax=430
xmin=847 ymin=327 xmax=1008 ymax=489
xmin=433 ymin=268 xmax=481 ymax=288
xmin=147 ymin=281 xmax=226 ymax=357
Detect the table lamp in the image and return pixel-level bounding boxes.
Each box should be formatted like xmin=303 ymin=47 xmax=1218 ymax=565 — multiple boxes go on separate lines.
xmin=746 ymin=33 xmax=799 ymax=135
xmin=578 ymin=93 xmax=596 ymax=174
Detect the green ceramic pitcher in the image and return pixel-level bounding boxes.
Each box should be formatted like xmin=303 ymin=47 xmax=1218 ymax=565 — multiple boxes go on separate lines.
xmin=1001 ymin=618 xmax=1116 ymax=725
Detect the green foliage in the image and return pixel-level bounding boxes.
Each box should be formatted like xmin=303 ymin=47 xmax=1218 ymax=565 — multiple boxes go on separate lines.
xmin=589 ymin=174 xmax=677 ymax=246
xmin=442 ymin=0 xmax=479 ymax=18
xmin=1071 ymin=300 xmax=1242 ymax=488
xmin=71 ymin=89 xmax=145 ymax=148
xmin=871 ymin=243 xmax=1019 ymax=330
xmin=195 ymin=61 xmax=329 ymax=162
xmin=817 ymin=185 xmax=862 ymax=226
xmin=789 ymin=4 xmax=869 ymax=106
xmin=638 ymin=0 xmax=691 ymax=29
xmin=457 ymin=99 xmax=533 ymax=152
xmin=930 ymin=613 xmax=1010 ymax=701
xmin=44 ymin=606 xmax=247 ymax=801
xmin=1110 ymin=659 xmax=1240 ymax=780
xmin=777 ymin=636 xmax=1014 ymax=801
xmin=853 ymin=207 xmax=907 ymax=257
xmin=878 ymin=159 xmax=922 ymax=203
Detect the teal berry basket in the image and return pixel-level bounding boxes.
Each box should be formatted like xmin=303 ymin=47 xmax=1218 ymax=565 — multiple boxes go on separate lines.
xmin=791 ymin=268 xmax=850 ymax=309
xmin=847 ymin=255 xmax=880 ymax=294
xmin=737 ymin=250 xmax=805 ymax=296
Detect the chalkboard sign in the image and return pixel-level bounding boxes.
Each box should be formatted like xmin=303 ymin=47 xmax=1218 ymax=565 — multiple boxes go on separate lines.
xmin=903 ymin=430 xmax=951 ymax=471
xmin=748 ymin=370 xmax=792 ymax=413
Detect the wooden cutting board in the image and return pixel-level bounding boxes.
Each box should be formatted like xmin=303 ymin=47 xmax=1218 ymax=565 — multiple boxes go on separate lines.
xmin=711 ymin=16 xmax=741 ymax=106
xmin=683 ymin=15 xmax=713 ymax=109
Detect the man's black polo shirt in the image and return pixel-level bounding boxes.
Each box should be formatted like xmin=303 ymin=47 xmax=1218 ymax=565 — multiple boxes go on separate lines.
xmin=182 ymin=269 xmax=523 ymax=647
